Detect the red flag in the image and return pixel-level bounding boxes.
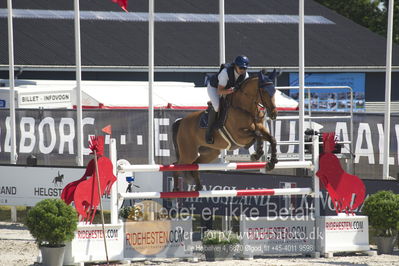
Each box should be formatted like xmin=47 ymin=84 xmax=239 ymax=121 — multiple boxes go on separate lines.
xmin=112 ymin=0 xmax=128 ymax=12
xmin=62 ymin=136 xmax=117 ymax=223
xmin=102 ymin=125 xmax=112 ymax=135
xmin=317 ymin=132 xmax=366 ymax=214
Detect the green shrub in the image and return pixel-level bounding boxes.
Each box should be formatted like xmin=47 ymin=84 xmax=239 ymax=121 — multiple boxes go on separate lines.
xmin=363 ymin=190 xmax=399 ymax=237
xmin=25 ymin=199 xmax=78 ymax=247
xmin=119 ymin=206 xmax=132 ymax=219
xmin=202 ymin=230 xmax=240 ymax=245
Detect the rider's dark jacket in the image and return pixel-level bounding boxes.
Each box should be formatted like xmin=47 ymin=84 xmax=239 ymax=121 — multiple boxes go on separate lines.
xmin=209 ymin=64 xmax=246 ymax=90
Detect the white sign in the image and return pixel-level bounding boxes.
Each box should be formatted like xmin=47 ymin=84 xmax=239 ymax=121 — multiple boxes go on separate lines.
xmin=18 ymin=92 xmax=71 ymax=105
xmin=240 ymin=216 xmax=316 ymax=257
xmin=0 ymin=165 xmax=112 ymax=208
xmin=318 ymin=215 xmax=369 ymax=254
xmin=0 ymin=166 xmax=163 ymax=209
xmin=64 ymin=223 xmax=124 ymax=264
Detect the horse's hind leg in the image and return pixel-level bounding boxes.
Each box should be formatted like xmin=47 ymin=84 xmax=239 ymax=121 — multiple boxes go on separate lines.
xmin=192 ymin=148 xmax=221 ymax=191
xmin=172 ymin=171 xmax=181 ymax=192
xmin=174 ymin=143 xmax=201 ymax=190
xmin=188 ymin=171 xmax=202 ymax=191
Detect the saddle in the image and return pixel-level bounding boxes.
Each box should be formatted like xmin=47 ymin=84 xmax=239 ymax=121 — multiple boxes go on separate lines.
xmin=199 ymin=98 xmax=229 ymax=129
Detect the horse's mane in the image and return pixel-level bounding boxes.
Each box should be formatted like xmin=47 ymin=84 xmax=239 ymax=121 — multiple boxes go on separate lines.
xmin=237 ymin=69 xmax=276 ymax=96
xmin=237 ymin=75 xmax=258 ymax=91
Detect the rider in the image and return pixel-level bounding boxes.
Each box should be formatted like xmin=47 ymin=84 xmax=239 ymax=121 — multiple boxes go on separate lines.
xmin=205 ymin=55 xmax=250 ymax=144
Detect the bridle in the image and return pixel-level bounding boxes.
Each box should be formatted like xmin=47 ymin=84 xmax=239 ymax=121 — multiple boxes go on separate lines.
xmin=232 ymin=78 xmax=276 ymax=119
xmin=257 ymin=82 xmax=276 ymax=119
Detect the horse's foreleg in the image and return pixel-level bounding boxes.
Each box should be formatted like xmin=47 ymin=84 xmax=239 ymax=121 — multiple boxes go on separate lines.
xmin=265 ymin=135 xmax=278 ymax=170
xmin=250 ymin=137 xmax=264 ymax=161
xmin=255 ymin=124 xmax=278 ymax=170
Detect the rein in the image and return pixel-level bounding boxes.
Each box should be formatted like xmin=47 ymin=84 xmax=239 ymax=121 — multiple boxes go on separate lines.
xmin=257 ymin=86 xmax=269 ymax=118
xmin=231 ymin=78 xmax=267 ymax=121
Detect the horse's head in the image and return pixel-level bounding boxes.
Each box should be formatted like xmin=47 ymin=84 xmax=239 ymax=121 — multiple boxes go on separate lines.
xmin=258 ymin=69 xmax=278 ymax=120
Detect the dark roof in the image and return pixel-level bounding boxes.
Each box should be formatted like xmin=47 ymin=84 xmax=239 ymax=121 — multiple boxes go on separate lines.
xmin=0 ymin=0 xmax=398 ymax=70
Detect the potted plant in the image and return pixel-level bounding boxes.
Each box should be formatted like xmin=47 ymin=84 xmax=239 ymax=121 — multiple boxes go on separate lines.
xmin=202 ymin=230 xmax=240 ymax=261
xmin=26 ymin=198 xmax=78 ymax=266
xmin=362 ymin=190 xmax=399 ymax=254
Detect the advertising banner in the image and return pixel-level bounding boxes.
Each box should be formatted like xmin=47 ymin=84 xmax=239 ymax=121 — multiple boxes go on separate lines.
xmin=0 ymin=165 xmax=164 ymax=208
xmin=240 ymin=217 xmax=315 ymax=257
xmin=166 ymin=172 xmax=313 ymax=217
xmin=318 ymin=215 xmax=369 ymax=253
xmin=124 ymin=219 xmax=193 ymax=259
xmin=164 ymin=171 xmax=399 ymax=217
xmin=289 ymin=73 xmax=365 ymax=112
xmin=0 ymin=165 xmax=92 ymax=206
xmin=1 ymin=164 xmax=398 ymax=218
xmin=64 ymin=223 xmax=124 ymax=264
xmin=0 ymin=109 xmax=399 ymax=179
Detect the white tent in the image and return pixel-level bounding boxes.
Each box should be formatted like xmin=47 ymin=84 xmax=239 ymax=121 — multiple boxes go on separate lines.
xmin=0 ymin=80 xmax=298 ymax=110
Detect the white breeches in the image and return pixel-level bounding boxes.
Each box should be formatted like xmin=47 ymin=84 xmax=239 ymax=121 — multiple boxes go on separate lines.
xmin=207 ymin=84 xmax=220 ymax=112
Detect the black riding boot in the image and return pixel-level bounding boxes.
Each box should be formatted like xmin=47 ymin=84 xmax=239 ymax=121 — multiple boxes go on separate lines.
xmin=217 ymin=97 xmax=228 ymax=129
xmin=205 ymin=107 xmax=217 ymax=144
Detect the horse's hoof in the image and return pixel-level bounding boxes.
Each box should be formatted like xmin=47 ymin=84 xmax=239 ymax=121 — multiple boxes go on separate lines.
xmin=250 ymin=151 xmax=264 ymax=161
xmin=265 ymin=163 xmax=274 ymax=171
xmin=172 ymin=187 xmax=180 ymax=192
xmin=265 ymin=156 xmax=278 ymax=171
xmin=194 ymin=184 xmax=203 ymax=191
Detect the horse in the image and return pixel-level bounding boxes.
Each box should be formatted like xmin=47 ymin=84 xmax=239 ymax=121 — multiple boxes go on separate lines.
xmin=172 ymin=70 xmax=278 ymax=191
xmin=52 ymin=171 xmax=64 ymax=186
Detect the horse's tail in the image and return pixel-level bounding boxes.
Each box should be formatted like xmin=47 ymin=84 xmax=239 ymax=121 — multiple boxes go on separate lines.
xmin=172 ymin=118 xmax=182 ymax=162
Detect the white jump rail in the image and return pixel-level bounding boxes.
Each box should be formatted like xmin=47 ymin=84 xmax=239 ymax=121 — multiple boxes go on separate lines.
xmin=117 ymin=161 xmax=313 ymax=173
xmin=119 ymin=187 xmax=312 ymax=200
xmin=105 ymin=136 xmax=321 ymax=262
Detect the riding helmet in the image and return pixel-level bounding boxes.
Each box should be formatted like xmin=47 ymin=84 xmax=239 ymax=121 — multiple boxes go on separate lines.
xmin=234 ymin=55 xmax=250 ymax=69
